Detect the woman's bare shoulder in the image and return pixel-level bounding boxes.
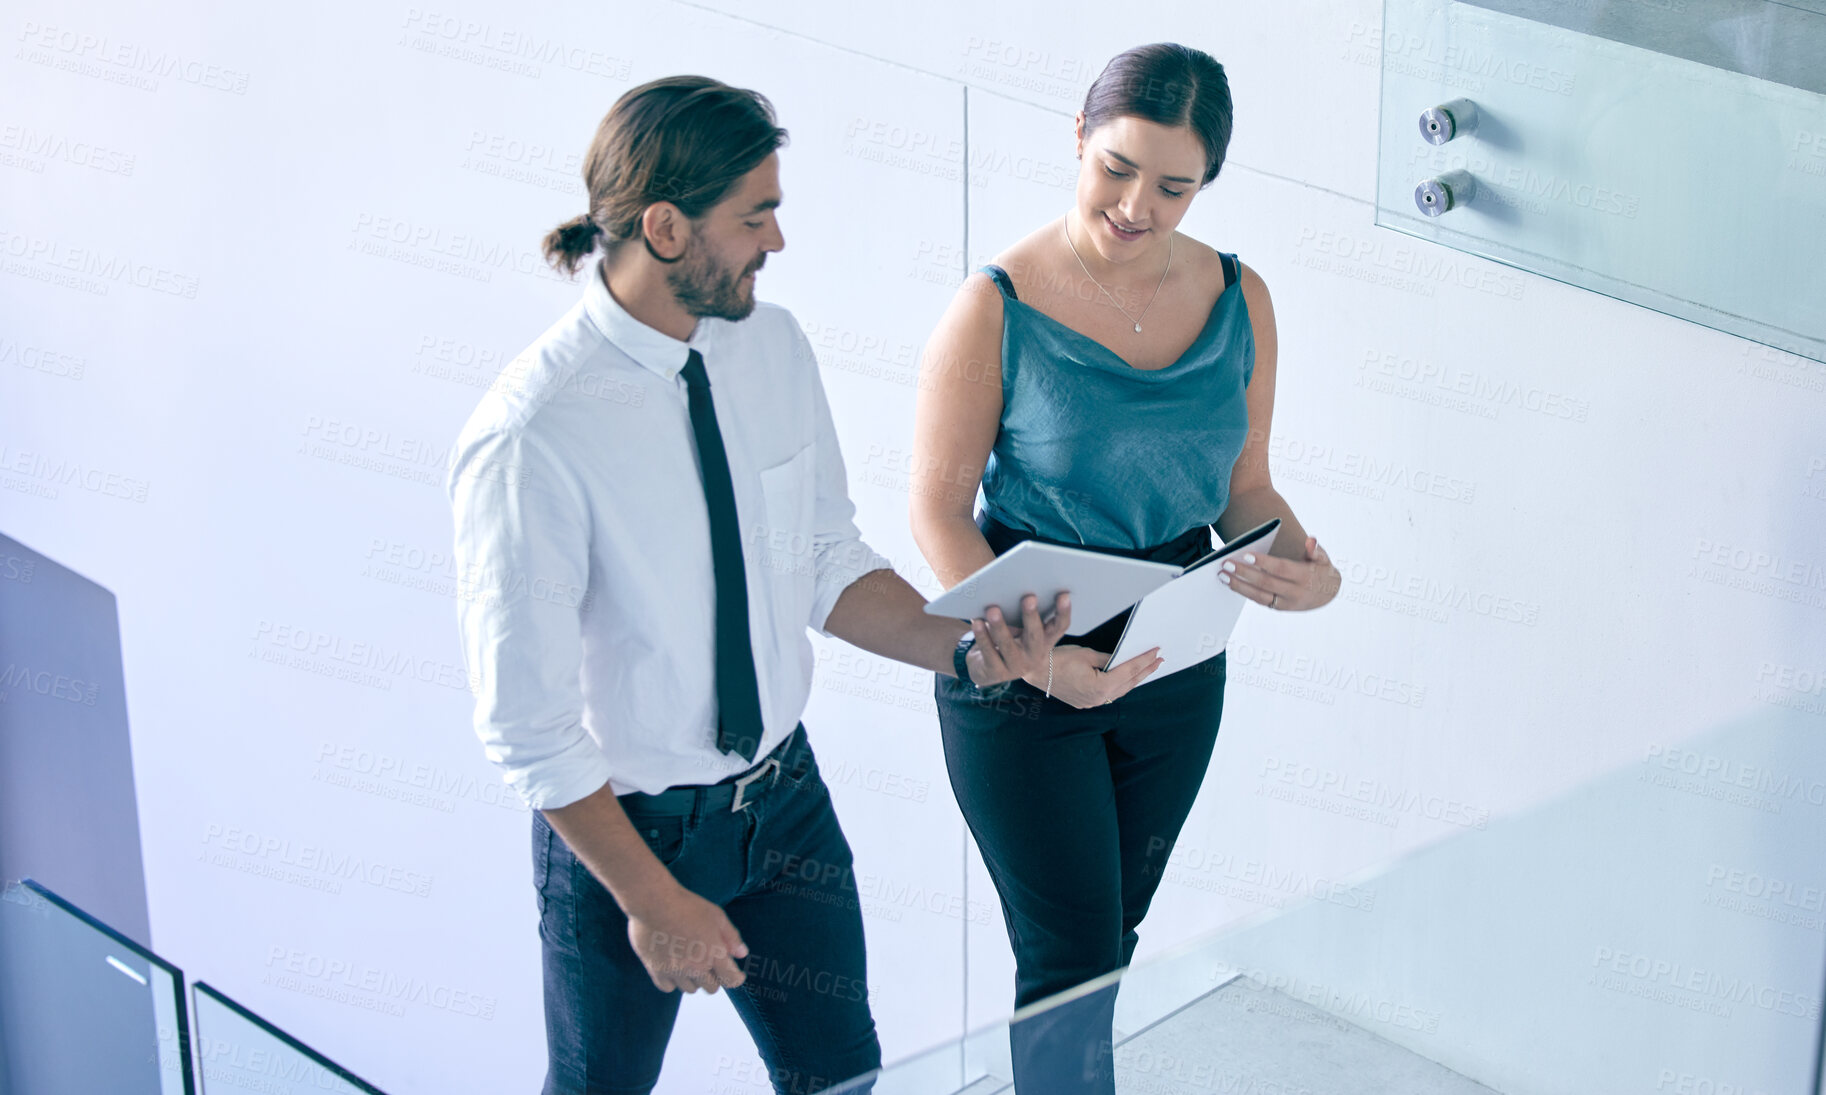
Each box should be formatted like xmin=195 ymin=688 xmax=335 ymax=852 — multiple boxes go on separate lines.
xmin=985 ymin=220 xmax=1067 ymax=299
xmin=936 ymin=264 xmax=1009 ymax=357
xmin=1169 ymin=231 xmax=1231 ymax=280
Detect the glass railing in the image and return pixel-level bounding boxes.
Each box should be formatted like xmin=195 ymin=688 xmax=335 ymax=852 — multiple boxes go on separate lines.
xmin=0 ymin=879 xmax=385 ymax=1095
xmin=1376 ymin=0 xmax=1826 ymax=363
xmin=831 ymin=707 xmax=1826 ymax=1094
xmin=0 ymin=879 xmax=192 ymax=1095
xmin=4 ymin=726 xmax=1819 ymax=1094
xmin=191 ymin=983 xmax=384 ymax=1095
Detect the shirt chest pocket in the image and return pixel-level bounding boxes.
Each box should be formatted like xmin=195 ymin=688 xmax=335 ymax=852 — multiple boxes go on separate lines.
xmin=755 ymin=443 xmax=816 ymax=631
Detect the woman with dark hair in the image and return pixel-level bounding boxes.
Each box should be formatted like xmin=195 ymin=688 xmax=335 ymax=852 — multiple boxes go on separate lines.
xmin=911 ymin=43 xmax=1341 ymax=1091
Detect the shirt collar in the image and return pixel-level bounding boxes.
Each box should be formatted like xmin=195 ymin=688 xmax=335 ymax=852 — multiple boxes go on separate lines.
xmin=581 ymin=256 xmax=714 ymax=382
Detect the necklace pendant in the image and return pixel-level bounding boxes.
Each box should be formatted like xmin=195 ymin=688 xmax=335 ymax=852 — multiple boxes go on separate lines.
xmin=1134 ymin=323 xmax=1142 ymax=333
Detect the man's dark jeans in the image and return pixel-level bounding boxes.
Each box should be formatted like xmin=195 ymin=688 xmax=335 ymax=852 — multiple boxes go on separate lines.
xmin=533 ymin=725 xmax=881 ymax=1094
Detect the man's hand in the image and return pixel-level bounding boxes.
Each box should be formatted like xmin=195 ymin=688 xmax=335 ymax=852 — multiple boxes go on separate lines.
xmin=964 ymin=592 xmax=1072 ymax=687
xmin=819 ymin=568 xmax=1075 ymax=692
xmin=540 ymin=785 xmax=747 ymax=995
xmin=627 ymin=885 xmax=749 ymax=994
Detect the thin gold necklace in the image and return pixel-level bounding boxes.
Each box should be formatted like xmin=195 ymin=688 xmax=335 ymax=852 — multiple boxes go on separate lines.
xmin=1062 ymin=215 xmax=1172 ymax=334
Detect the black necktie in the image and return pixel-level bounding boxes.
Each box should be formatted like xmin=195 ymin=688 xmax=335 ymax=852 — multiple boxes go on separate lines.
xmin=679 ymin=349 xmax=765 ymax=761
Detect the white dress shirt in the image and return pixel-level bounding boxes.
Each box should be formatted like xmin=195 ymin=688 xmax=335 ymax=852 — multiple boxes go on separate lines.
xmin=446 ymin=258 xmax=893 ymax=807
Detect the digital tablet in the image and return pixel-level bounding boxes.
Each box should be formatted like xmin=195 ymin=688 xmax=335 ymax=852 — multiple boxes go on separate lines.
xmin=922 ymin=540 xmax=1186 ymax=637
xmin=1105 ymin=519 xmax=1282 ymax=677
xmin=1176 ymin=517 xmax=1281 ymax=575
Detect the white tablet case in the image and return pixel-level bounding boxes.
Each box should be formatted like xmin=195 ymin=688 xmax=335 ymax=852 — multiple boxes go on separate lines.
xmin=922 ymin=540 xmax=1187 ymax=636
xmin=1107 ymin=520 xmax=1281 ymax=679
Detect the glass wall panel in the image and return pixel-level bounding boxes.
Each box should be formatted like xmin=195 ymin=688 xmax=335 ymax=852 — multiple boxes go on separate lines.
xmin=1377 ymin=0 xmax=1826 ymax=362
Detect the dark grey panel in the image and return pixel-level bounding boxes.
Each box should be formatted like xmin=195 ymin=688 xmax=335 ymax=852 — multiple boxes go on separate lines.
xmin=0 ymin=532 xmax=150 ymax=945
xmin=1460 ymin=0 xmax=1826 ymax=94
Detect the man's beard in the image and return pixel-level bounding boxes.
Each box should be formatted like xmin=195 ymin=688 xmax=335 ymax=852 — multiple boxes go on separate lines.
xmin=667 ymin=238 xmax=757 ymax=321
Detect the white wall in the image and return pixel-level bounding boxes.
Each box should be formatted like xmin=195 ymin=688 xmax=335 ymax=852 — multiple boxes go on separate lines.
xmin=4 ymin=1 xmax=1822 ymax=1093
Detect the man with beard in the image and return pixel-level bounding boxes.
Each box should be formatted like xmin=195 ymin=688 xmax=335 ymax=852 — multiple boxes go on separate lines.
xmin=446 ymin=77 xmax=1086 ymax=1094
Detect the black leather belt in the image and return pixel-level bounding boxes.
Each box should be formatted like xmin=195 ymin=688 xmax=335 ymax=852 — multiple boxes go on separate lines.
xmin=977 ymin=510 xmax=1215 ymax=655
xmin=618 ymin=723 xmax=812 ymax=816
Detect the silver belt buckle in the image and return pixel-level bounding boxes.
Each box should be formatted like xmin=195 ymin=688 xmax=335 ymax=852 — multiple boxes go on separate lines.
xmin=730 ymin=757 xmax=780 ymax=812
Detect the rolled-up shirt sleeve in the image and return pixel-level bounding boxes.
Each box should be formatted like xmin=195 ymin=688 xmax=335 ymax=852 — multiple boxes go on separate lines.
xmin=795 ymin=327 xmax=894 ymax=637
xmin=448 ymin=426 xmax=613 ymax=810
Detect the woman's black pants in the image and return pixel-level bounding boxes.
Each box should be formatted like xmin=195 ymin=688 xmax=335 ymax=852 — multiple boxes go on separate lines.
xmin=934 ymin=648 xmax=1227 ymax=1094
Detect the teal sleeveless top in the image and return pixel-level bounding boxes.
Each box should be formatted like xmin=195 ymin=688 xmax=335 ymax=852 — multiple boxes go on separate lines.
xmin=978 ymin=253 xmax=1255 ymax=550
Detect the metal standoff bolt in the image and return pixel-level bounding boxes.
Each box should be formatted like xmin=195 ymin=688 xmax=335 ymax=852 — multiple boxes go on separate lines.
xmin=1418 ymin=99 xmax=1479 ymax=145
xmin=1414 ymin=170 xmax=1476 ymax=216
